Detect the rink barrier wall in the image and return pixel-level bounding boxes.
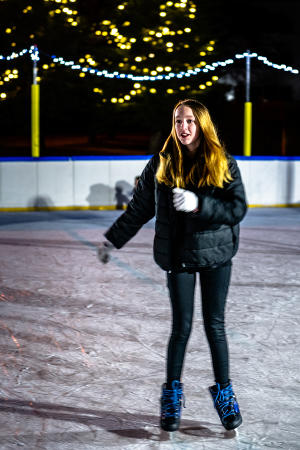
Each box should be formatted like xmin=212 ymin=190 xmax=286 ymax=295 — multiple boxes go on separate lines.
xmin=0 ymin=155 xmax=300 ymax=210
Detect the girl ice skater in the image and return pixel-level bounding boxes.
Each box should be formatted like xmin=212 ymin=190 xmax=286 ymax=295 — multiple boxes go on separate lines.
xmin=98 ymin=99 xmax=247 ymax=432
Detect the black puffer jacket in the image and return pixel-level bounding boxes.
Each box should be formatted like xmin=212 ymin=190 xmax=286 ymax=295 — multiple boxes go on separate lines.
xmin=105 ymin=153 xmax=247 ymax=271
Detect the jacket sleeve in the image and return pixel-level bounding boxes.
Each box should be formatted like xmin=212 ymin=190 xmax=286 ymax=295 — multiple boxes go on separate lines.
xmin=191 ymin=157 xmax=248 ymax=226
xmin=104 ymin=155 xmax=158 ymax=249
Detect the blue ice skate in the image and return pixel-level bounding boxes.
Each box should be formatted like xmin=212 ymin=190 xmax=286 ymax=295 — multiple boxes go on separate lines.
xmin=160 ymin=380 xmax=185 ymax=431
xmin=209 ymin=382 xmax=242 ymax=430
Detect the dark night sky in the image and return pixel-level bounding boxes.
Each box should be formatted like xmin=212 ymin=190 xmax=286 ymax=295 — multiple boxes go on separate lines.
xmin=0 ymin=0 xmax=299 ymax=157
xmin=209 ymin=0 xmax=299 ymax=59
xmin=208 ymin=0 xmax=300 ymax=99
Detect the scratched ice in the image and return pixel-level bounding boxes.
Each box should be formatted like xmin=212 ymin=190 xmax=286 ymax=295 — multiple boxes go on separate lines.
xmin=0 ymin=209 xmax=299 ymax=449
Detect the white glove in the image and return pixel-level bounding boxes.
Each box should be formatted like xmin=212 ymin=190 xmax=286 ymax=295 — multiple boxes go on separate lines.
xmin=173 ymin=187 xmax=198 ymax=213
xmin=97 ymin=240 xmax=114 ymax=264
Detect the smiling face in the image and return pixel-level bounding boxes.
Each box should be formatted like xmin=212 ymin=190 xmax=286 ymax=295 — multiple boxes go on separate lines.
xmin=174 ymin=105 xmax=201 ymax=153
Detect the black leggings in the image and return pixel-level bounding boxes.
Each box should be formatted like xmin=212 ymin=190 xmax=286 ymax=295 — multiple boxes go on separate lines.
xmin=166 ymin=262 xmax=231 ymax=385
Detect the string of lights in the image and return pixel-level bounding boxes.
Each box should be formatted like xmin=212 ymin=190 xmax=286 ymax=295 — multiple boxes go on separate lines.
xmin=0 ymin=48 xmax=29 ymax=61
xmin=0 ymin=47 xmax=299 ymax=102
xmin=0 ymin=0 xmax=215 ymax=102
xmin=236 ymin=52 xmax=299 ymax=74
xmin=49 ymin=51 xmax=300 ymax=79
xmin=44 ymin=0 xmax=79 ymax=27
xmin=0 ymin=68 xmax=18 ymax=100
xmin=93 ymin=0 xmax=204 ymax=67
xmin=30 ymin=46 xmax=40 ymax=62
xmin=0 ymin=46 xmax=40 ymax=63
xmin=0 ymin=47 xmax=298 ymax=77
xmin=0 ymin=69 xmax=19 ymax=84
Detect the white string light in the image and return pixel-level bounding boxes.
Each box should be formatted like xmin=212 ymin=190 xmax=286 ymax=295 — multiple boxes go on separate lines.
xmin=0 ymin=47 xmax=298 ymax=77
xmin=0 ymin=46 xmax=40 ymax=62
xmin=51 ymin=53 xmax=299 ymax=79
xmin=29 ymin=45 xmax=40 ymax=62
xmin=235 ymin=51 xmax=299 ymax=74
xmin=50 ymin=55 xmax=236 ymax=80
xmin=0 ymin=48 xmax=29 ymax=61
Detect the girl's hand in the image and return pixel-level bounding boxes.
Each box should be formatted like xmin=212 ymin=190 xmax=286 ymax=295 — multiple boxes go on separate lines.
xmin=97 ymin=240 xmax=114 ymax=264
xmin=173 ymin=188 xmax=198 ymax=213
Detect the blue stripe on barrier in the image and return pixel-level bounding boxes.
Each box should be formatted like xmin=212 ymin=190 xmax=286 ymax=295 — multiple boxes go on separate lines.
xmin=234 ymin=156 xmax=300 ymax=161
xmin=72 ymin=155 xmax=152 ymax=161
xmin=0 ymin=155 xmax=152 ymax=162
xmin=0 ymin=156 xmax=71 ymax=162
xmin=0 ymin=155 xmax=299 ymax=162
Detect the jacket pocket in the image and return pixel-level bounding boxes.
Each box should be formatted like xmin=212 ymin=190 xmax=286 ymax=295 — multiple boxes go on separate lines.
xmin=178 ymin=225 xmax=234 ymax=267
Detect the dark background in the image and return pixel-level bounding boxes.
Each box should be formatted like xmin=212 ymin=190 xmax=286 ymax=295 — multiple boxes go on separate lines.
xmin=0 ymin=0 xmax=299 ymax=156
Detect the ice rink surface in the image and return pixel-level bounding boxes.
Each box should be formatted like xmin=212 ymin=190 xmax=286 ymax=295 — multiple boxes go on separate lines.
xmin=0 ymin=208 xmax=299 ymax=450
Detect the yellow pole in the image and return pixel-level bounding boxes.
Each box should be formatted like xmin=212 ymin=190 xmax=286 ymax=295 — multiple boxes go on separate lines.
xmin=243 ymin=101 xmax=252 ymax=156
xmin=31 ymin=83 xmax=40 ymax=157
xmin=243 ymin=50 xmax=252 ymax=156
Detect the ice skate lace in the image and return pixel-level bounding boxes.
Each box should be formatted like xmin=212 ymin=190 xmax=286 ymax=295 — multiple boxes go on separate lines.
xmin=162 ymin=383 xmax=185 ymax=418
xmin=213 ymin=384 xmax=237 ymax=419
